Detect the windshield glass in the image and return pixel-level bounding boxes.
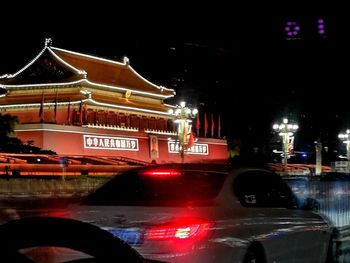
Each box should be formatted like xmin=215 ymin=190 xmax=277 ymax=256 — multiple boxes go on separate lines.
xmin=1 ymin=4 xmax=349 ymax=263
xmin=84 ymin=168 xmax=227 ymax=205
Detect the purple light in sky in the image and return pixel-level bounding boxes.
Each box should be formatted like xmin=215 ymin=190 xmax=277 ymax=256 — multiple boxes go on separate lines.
xmin=317 ymin=18 xmax=325 ymax=35
xmin=285 ymin=21 xmax=300 ymax=38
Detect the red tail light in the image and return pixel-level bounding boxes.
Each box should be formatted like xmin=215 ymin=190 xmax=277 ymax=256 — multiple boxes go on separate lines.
xmin=146 ymin=218 xmax=213 ymax=241
xmin=139 ymin=169 xmax=183 ymax=179
xmin=41 ymin=210 xmax=71 ymax=218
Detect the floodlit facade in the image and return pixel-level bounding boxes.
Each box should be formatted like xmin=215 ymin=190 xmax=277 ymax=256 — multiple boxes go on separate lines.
xmin=0 ymin=39 xmax=227 ymax=163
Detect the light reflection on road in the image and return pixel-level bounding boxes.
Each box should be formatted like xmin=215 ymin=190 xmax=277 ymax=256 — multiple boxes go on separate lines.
xmin=286 ymin=178 xmax=350 ymax=262
xmin=285 ymin=178 xmax=350 ymax=228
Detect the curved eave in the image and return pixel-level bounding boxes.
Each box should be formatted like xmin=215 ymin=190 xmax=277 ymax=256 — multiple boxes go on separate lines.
xmin=0 ymin=79 xmax=86 ymax=90
xmin=0 ymin=47 xmax=46 ymax=79
xmin=84 ymin=80 xmax=175 ymax=99
xmin=51 ymin=46 xmax=126 ymax=67
xmin=50 ymin=46 xmax=176 ymax=97
xmin=87 ymin=98 xmax=174 ymax=116
xmin=1 ymin=79 xmax=175 ymax=100
xmin=127 ymin=64 xmax=175 ymax=95
xmin=0 ymin=47 xmax=85 ymax=80
xmin=47 ymin=47 xmax=86 ymax=75
xmin=0 ymin=86 xmax=7 ymax=96
xmin=164 ymin=103 xmax=177 ymax=109
xmin=0 ymin=98 xmax=175 ymax=117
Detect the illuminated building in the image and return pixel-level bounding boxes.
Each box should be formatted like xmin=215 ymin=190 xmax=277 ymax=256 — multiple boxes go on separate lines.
xmin=0 ymin=39 xmax=227 ymax=163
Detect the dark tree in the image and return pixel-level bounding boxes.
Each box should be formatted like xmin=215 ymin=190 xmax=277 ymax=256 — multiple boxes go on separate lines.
xmin=0 ymin=113 xmax=55 ymax=154
xmin=0 ymin=113 xmax=18 ymax=138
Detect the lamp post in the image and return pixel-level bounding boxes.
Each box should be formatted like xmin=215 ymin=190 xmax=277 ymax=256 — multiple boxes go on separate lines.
xmin=338 ymin=129 xmax=350 ymax=173
xmin=169 ymin=101 xmax=198 ymax=161
xmin=273 ymin=118 xmax=299 ymax=173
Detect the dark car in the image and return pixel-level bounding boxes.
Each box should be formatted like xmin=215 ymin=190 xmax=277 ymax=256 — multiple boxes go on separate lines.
xmin=0 ymin=216 xmax=163 ymax=263
xmin=0 ymin=163 xmax=334 ymax=262
xmin=66 ymin=163 xmax=335 ymax=263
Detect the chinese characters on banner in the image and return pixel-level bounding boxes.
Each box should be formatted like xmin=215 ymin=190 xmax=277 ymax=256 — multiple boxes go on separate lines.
xmin=168 ymin=141 xmax=209 ymax=155
xmin=83 ymin=135 xmax=139 ymax=151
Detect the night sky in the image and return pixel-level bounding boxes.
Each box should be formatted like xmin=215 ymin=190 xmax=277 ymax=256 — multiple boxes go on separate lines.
xmin=0 ymin=3 xmax=348 ymax=157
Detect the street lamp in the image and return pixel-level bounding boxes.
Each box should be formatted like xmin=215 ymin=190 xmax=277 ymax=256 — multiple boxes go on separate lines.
xmin=273 ymin=118 xmax=299 ymax=173
xmin=338 ymin=129 xmax=350 ymax=173
xmin=169 ymin=101 xmax=198 ymax=159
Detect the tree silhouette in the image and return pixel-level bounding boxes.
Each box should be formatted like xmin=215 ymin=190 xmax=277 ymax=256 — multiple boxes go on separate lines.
xmin=0 ymin=113 xmax=18 ymax=138
xmin=0 ymin=113 xmax=55 ymax=154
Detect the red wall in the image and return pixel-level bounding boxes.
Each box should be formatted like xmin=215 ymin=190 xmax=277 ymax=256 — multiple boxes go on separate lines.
xmin=15 ymin=124 xmax=227 ymax=164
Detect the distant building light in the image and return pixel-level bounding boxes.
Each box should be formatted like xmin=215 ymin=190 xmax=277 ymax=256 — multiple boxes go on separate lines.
xmin=317 ymin=18 xmax=326 ymax=35
xmin=285 ymin=21 xmax=300 ymax=39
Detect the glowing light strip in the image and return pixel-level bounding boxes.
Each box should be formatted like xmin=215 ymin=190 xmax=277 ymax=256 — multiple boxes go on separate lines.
xmin=1 ymin=46 xmax=175 ymax=100
xmin=128 ymin=65 xmax=175 ymax=92
xmin=50 ymin=47 xmax=175 ymax=95
xmin=47 ymin=48 xmax=86 ymax=75
xmin=164 ymin=103 xmax=177 ymax=109
xmin=3 ymin=79 xmax=86 ymax=89
xmin=0 ymin=97 xmax=173 ymax=117
xmin=0 ymin=46 xmax=85 ymax=79
xmin=2 ymin=77 xmax=174 ymax=100
xmin=50 ymin=46 xmax=126 ymax=66
xmin=87 ymin=98 xmax=173 ymax=116
xmin=84 ymin=79 xmax=174 ymax=99
xmin=0 ymin=46 xmax=174 ymax=99
xmin=0 ymin=47 xmax=47 ymax=79
xmin=1 ymin=79 xmax=174 ymax=99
